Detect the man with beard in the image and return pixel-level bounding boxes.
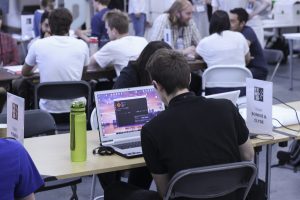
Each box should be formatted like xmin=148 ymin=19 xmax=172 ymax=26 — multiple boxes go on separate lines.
xmin=150 ymin=0 xmax=201 ymax=56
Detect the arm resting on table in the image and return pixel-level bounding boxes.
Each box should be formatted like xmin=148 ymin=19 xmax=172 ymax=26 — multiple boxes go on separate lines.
xmin=22 ymin=63 xmax=34 ymax=77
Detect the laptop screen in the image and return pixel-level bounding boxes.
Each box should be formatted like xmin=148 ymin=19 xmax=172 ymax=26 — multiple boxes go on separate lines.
xmin=94 ymin=86 xmax=165 ymax=142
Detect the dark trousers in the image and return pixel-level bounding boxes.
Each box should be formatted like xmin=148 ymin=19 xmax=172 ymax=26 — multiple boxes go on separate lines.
xmin=104 ymin=181 xmax=160 ymax=200
xmin=97 ymin=167 xmax=152 ymax=190
xmin=249 ymin=67 xmax=268 ymax=81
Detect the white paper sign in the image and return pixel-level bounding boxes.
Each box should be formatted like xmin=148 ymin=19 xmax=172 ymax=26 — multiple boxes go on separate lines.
xmin=163 ymin=28 xmax=173 ymax=47
xmin=246 ymin=78 xmax=273 ymax=134
xmin=6 ymin=93 xmax=25 ymax=143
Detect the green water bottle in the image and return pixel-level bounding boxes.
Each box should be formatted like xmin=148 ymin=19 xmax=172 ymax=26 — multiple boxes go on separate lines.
xmin=70 ymin=101 xmax=87 ymax=162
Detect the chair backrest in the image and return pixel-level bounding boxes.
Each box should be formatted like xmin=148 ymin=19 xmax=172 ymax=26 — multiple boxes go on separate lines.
xmin=34 ymin=81 xmax=92 ymax=117
xmin=263 ymin=49 xmax=283 ymax=81
xmin=0 ymin=109 xmax=57 ymax=138
xmin=202 ymin=65 xmax=253 ymax=96
xmin=164 ymin=161 xmax=257 ymax=200
xmin=90 ymin=107 xmax=99 ymax=130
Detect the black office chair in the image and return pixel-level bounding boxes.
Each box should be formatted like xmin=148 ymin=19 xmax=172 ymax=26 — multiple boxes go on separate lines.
xmin=0 ymin=109 xmax=82 ymax=200
xmin=34 ymin=81 xmax=92 ymax=133
xmin=164 ymin=161 xmax=257 ymax=200
xmin=263 ymin=49 xmax=284 ymax=81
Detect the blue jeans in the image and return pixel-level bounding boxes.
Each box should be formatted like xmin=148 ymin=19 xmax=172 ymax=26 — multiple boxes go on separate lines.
xmin=130 ymin=13 xmax=146 ymax=37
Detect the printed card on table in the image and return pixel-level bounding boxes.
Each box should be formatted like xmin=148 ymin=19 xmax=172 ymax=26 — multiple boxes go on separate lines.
xmin=6 ymin=93 xmax=25 ymax=143
xmin=246 ymin=78 xmax=273 ymax=134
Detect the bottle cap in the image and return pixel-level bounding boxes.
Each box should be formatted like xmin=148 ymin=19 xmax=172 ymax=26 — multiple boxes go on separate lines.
xmin=89 ymin=37 xmax=98 ymax=43
xmin=71 ymin=101 xmax=86 ymax=112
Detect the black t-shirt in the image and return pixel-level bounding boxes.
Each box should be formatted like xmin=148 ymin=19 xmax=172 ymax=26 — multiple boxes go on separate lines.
xmin=242 ymin=26 xmax=267 ymax=73
xmin=141 ymin=92 xmax=249 ymax=178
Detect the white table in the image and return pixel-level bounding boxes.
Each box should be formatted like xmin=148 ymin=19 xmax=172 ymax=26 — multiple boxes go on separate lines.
xmin=283 ymin=33 xmax=300 ymax=90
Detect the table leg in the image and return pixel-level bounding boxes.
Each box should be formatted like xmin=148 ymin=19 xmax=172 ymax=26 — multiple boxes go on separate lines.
xmin=288 ymin=40 xmax=294 ymax=90
xmin=90 ymin=174 xmax=97 ymax=200
xmin=254 ymin=148 xmax=260 ymax=185
xmin=265 ymin=144 xmax=272 ymax=200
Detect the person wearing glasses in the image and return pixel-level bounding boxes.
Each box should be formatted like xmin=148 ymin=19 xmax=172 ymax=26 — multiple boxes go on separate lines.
xmin=0 ymin=138 xmax=44 ymax=200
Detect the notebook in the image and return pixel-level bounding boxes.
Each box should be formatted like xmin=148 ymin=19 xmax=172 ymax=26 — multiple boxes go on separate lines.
xmin=205 ymin=90 xmax=241 ymax=106
xmin=94 ymin=86 xmax=165 ymax=158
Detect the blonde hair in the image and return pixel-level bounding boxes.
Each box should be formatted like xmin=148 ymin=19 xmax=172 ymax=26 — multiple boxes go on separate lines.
xmin=166 ymin=0 xmax=192 ymax=25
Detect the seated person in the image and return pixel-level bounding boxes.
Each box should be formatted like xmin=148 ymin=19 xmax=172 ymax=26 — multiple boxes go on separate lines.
xmin=114 ymin=41 xmax=172 ymax=89
xmin=230 ymin=8 xmax=268 ymax=80
xmin=22 ymin=8 xmax=89 ymax=115
xmin=0 ymin=8 xmax=19 ymax=66
xmin=0 ymin=138 xmax=44 ymax=199
xmin=114 ymin=40 xmax=202 ymax=95
xmin=89 ymin=9 xmax=148 ymax=76
xmin=76 ymin=0 xmax=110 ymax=48
xmin=105 ymin=48 xmax=254 ymax=200
xmin=149 ymin=0 xmax=201 ymax=56
xmin=196 ymin=10 xmax=251 ymax=68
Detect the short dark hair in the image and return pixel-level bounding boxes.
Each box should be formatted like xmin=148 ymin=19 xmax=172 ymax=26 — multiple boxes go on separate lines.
xmin=146 ymin=49 xmax=190 ymax=95
xmin=95 ymin=0 xmax=111 ymax=6
xmin=49 ymin=8 xmax=72 ymax=35
xmin=230 ymin=8 xmax=249 ymax=23
xmin=104 ymin=9 xmax=129 ymax=34
xmin=0 ymin=8 xmax=3 ymax=17
xmin=209 ymin=10 xmax=230 ymax=35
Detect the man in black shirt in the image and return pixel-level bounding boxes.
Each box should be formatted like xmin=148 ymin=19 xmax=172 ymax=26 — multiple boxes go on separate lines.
xmin=229 ymin=8 xmax=268 ymax=80
xmin=142 ymin=49 xmax=254 ymax=199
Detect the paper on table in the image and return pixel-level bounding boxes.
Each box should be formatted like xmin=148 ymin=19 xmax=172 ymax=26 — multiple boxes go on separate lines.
xmin=3 ymin=65 xmax=39 ymax=75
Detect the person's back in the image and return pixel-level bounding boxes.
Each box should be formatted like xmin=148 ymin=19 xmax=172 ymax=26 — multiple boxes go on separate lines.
xmin=0 ymin=138 xmax=44 ymax=200
xmin=142 ymin=95 xmax=248 ymax=178
xmin=89 ymin=9 xmax=148 ymax=76
xmin=196 ymin=11 xmax=250 ymax=68
xmin=23 ymin=8 xmax=89 ymax=113
xmin=142 ymin=48 xmax=254 ymax=199
xmin=197 ymin=30 xmax=249 ymax=67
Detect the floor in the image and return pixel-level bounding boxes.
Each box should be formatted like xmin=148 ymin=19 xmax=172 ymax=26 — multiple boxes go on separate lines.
xmin=32 ymin=56 xmax=300 ymax=200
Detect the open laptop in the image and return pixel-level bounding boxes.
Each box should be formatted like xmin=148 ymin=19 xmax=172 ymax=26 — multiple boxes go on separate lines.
xmin=94 ymin=86 xmax=165 ymax=158
xmin=205 ymin=90 xmax=241 ymax=106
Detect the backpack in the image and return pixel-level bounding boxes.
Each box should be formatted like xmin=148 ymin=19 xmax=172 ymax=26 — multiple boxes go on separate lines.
xmin=265 ymin=35 xmax=289 ymax=63
xmin=277 ymin=140 xmax=300 ymax=171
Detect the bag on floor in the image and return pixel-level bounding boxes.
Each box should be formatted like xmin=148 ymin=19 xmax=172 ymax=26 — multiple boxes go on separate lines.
xmin=277 ymin=140 xmax=300 ymax=168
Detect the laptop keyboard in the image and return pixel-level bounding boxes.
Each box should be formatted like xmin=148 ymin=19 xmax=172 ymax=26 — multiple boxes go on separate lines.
xmin=114 ymin=141 xmax=141 ymax=150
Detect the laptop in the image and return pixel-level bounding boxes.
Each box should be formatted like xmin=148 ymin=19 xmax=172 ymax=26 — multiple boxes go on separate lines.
xmin=94 ymin=86 xmax=165 ymax=158
xmin=205 ymin=90 xmax=241 ymax=106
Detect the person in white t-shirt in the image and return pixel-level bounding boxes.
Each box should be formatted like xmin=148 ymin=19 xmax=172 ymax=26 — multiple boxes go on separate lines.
xmin=196 ymin=10 xmax=250 ymax=68
xmin=89 ymin=9 xmax=148 ymax=76
xmin=22 ymin=8 xmax=89 ymax=113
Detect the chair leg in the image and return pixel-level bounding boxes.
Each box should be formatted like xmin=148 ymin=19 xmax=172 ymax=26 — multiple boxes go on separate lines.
xmin=70 ymin=185 xmax=79 ymax=200
xmin=270 ymin=63 xmax=280 ymax=81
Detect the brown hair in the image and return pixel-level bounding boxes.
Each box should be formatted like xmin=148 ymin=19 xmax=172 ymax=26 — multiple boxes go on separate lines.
xmin=166 ymin=0 xmax=192 ymax=26
xmin=146 ymin=49 xmax=190 ymax=95
xmin=49 ymin=8 xmax=72 ymax=35
xmin=104 ymin=9 xmax=129 ymax=34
